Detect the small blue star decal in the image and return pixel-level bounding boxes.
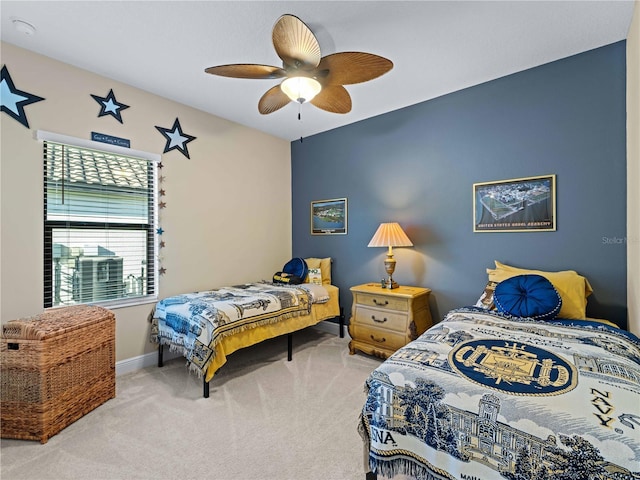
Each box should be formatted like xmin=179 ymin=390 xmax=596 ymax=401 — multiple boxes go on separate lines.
xmin=1 ymin=65 xmax=45 ymax=128
xmin=91 ymin=89 xmax=129 ymax=123
xmin=156 ymin=227 xmax=164 ymax=235
xmin=155 ymin=117 xmax=196 ymax=159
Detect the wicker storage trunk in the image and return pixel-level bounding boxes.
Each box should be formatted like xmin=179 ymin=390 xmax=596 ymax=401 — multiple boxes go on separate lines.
xmin=1 ymin=305 xmax=115 ymax=443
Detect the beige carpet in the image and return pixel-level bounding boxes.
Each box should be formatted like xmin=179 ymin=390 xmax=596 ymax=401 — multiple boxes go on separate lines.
xmin=1 ymin=327 xmax=383 ymax=480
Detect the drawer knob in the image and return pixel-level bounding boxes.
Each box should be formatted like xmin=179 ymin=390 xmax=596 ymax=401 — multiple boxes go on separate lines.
xmin=370 ymin=334 xmax=386 ymax=343
xmin=371 ymin=315 xmax=387 ymax=323
xmin=373 ymin=299 xmax=389 ymax=306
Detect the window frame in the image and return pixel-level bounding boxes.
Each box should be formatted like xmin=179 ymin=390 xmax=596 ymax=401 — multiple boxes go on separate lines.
xmin=38 ymin=130 xmax=160 ymax=309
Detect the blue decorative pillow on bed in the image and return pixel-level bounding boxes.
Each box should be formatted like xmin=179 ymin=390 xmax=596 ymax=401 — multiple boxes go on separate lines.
xmin=493 ymin=274 xmax=562 ymax=320
xmin=282 ymin=258 xmax=308 ymax=283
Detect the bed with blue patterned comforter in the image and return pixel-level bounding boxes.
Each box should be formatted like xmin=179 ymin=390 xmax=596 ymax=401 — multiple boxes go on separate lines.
xmin=359 ymin=307 xmax=640 ymax=480
xmin=150 ymin=282 xmax=338 ymax=384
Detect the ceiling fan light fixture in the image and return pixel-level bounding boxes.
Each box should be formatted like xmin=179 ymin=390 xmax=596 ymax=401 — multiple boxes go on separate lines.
xmin=205 ymin=14 xmax=392 ymax=115
xmin=280 ymin=76 xmax=321 ymax=104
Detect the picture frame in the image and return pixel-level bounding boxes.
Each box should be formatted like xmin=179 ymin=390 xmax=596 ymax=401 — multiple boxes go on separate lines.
xmin=311 ymin=198 xmax=347 ymax=235
xmin=473 ymin=174 xmax=556 ymax=232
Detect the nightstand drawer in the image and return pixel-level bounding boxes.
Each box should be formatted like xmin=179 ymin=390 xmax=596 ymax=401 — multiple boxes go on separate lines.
xmin=356 ymin=292 xmax=408 ymax=311
xmin=350 ymin=324 xmax=407 ymax=352
xmin=349 ymin=284 xmax=432 ymax=359
xmin=354 ymin=306 xmax=408 ymax=333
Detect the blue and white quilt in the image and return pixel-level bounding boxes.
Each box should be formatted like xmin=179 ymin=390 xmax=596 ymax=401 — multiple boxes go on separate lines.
xmin=359 ymin=307 xmax=640 ymax=480
xmin=150 ymin=282 xmax=313 ymax=376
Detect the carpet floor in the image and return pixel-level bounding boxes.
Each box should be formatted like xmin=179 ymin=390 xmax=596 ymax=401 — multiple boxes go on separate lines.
xmin=1 ymin=327 xmax=384 ymax=480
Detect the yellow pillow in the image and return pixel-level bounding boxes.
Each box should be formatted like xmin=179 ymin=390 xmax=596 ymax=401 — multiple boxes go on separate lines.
xmin=304 ymin=257 xmax=332 ymax=285
xmin=487 ymin=261 xmax=593 ymax=320
xmin=586 ymin=317 xmax=619 ymax=328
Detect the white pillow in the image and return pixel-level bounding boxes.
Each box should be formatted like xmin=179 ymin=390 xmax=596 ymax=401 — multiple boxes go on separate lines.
xmin=304 ymin=257 xmax=332 ymax=285
xmin=297 ymin=283 xmax=330 ymax=303
xmin=307 ymin=268 xmax=322 ymax=285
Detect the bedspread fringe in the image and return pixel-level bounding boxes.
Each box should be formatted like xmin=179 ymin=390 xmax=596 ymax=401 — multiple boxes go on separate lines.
xmin=212 ymin=307 xmax=309 ymax=343
xmin=359 ymin=412 xmax=455 ymax=480
xmin=150 ymin=305 xmax=310 ymax=379
xmin=197 ymin=308 xmax=308 ymax=374
xmin=371 ymin=457 xmax=449 ymax=480
xmin=166 ymin=340 xmax=204 ymax=377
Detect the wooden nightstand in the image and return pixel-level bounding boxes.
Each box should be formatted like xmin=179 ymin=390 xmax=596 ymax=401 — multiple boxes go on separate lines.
xmin=348 ymin=283 xmax=432 ymax=359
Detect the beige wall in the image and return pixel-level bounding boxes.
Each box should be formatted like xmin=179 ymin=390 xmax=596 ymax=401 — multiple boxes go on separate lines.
xmin=628 ymin=3 xmax=639 ymax=336
xmin=0 ymin=43 xmax=292 ymax=361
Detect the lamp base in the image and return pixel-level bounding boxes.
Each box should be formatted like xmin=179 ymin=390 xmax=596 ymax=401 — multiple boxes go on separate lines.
xmin=381 ymin=277 xmax=399 ymax=289
xmin=382 ymin=254 xmax=399 ymax=289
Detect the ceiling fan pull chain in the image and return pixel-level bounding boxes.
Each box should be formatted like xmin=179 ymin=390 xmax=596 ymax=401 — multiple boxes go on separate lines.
xmin=298 ymin=103 xmax=304 ymax=142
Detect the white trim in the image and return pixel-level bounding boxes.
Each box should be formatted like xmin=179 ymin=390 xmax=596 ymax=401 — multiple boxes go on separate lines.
xmin=35 ymin=129 xmax=161 ymax=162
xmin=115 ymin=349 xmax=182 ymax=377
xmin=90 ymin=296 xmax=158 ymax=311
xmin=312 ymin=320 xmax=342 ymax=336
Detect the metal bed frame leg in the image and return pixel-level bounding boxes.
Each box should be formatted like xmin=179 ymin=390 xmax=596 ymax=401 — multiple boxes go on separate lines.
xmin=160 ymin=343 xmax=210 ymax=398
xmin=339 ymin=307 xmax=345 ymax=338
xmin=203 ymin=378 xmax=209 ymax=398
xmin=201 ymin=333 xmax=292 ymax=399
xmin=166 ymin=331 xmax=296 ymax=399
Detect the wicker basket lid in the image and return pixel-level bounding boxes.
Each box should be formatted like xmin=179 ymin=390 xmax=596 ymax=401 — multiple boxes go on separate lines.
xmin=2 ymin=305 xmax=114 ymax=340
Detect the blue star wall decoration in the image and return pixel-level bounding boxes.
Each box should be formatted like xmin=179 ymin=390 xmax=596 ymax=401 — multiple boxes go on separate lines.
xmin=91 ymin=88 xmax=129 ymax=123
xmin=155 ymin=117 xmax=196 ymax=159
xmin=1 ymin=65 xmax=45 ymax=128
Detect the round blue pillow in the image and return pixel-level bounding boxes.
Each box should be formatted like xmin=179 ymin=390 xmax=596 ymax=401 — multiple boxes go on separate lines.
xmin=282 ymin=258 xmax=308 ymax=282
xmin=493 ymin=274 xmax=562 ymax=320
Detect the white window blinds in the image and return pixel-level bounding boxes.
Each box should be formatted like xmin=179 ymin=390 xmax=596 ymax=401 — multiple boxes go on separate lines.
xmin=43 ymin=138 xmax=157 ymax=308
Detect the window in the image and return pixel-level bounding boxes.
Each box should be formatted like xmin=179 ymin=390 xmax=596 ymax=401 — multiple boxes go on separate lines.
xmin=41 ymin=133 xmax=158 ymax=308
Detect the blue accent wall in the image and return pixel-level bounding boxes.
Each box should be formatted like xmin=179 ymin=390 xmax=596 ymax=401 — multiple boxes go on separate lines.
xmin=291 ymin=41 xmax=627 ymax=327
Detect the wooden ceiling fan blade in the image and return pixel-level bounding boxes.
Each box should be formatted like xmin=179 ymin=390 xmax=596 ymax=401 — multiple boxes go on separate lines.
xmin=258 ymin=85 xmax=292 ymax=114
xmin=272 ymin=14 xmax=321 ymax=70
xmin=317 ymin=52 xmax=393 ymax=85
xmin=310 ymin=85 xmax=352 ymax=114
xmin=205 ymin=64 xmax=286 ymax=79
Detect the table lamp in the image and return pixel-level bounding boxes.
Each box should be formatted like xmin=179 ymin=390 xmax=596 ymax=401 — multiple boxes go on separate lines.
xmin=367 ymin=222 xmax=413 ymax=289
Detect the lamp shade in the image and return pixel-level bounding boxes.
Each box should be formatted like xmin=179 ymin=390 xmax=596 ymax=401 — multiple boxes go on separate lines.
xmin=280 ymin=77 xmax=322 ymax=103
xmin=368 ymin=223 xmax=413 ymax=248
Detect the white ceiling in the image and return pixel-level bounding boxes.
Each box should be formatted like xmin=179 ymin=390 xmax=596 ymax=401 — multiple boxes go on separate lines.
xmin=1 ymin=1 xmax=635 ymax=141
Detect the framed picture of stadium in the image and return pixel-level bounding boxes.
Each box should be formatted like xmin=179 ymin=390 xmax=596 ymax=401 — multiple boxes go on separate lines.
xmin=311 ymin=198 xmax=347 ymax=235
xmin=473 ymin=174 xmax=556 ymax=232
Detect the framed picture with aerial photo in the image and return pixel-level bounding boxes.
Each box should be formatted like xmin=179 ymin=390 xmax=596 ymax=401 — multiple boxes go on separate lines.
xmin=473 ymin=174 xmax=556 ymax=232
xmin=311 ymin=198 xmax=347 ymax=235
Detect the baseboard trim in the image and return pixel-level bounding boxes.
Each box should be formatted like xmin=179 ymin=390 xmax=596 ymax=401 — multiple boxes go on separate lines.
xmin=115 ymin=321 xmax=343 ymax=377
xmin=312 ymin=320 xmax=342 ymax=336
xmin=115 ymin=349 xmax=181 ymax=377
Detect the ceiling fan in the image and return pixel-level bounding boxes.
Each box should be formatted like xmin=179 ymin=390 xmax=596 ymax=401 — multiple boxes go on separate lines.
xmin=204 ymin=14 xmax=393 ymax=115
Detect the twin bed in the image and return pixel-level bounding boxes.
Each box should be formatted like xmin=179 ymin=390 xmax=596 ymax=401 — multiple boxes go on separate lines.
xmin=359 ymin=262 xmax=640 ymax=479
xmin=149 ymin=258 xmax=340 ymax=397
